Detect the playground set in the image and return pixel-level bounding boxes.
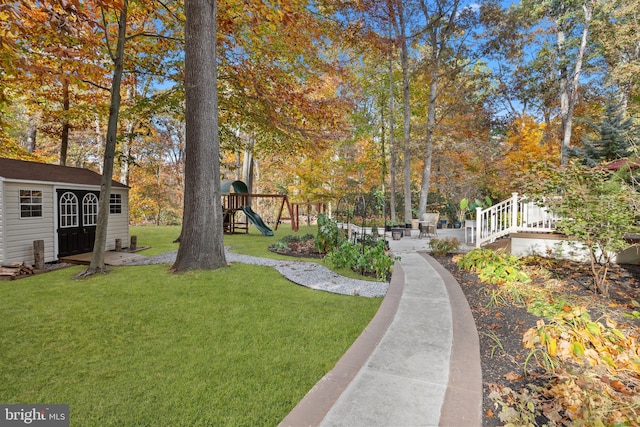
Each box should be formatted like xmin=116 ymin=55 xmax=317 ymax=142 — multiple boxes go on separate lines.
xmin=221 ymin=180 xmax=326 ymax=236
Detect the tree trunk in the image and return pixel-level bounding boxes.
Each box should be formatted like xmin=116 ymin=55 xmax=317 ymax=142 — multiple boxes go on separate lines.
xmin=242 ymin=137 xmax=255 ymax=193
xmin=388 ymin=54 xmax=397 ymax=222
xmin=94 ymin=117 xmax=104 ymax=170
xmin=559 ymin=2 xmax=592 ymax=165
xmin=418 ymin=65 xmax=438 ymax=217
xmin=417 ymin=0 xmax=460 ymax=218
xmin=60 ymin=76 xmax=70 ymax=166
xmin=397 ymin=1 xmax=412 ymax=224
xmin=172 ymin=0 xmax=226 ymax=272
xmin=121 ymin=81 xmax=136 ymax=185
xmin=26 ymin=118 xmax=37 ymax=153
xmin=82 ymin=1 xmax=129 ymax=276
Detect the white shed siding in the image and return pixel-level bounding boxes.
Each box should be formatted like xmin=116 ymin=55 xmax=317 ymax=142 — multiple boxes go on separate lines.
xmin=105 ymin=189 xmax=130 ymax=250
xmin=3 ymin=182 xmax=56 ymax=264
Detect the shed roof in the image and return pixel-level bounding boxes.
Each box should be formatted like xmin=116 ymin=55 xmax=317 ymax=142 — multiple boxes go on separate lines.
xmin=0 ymin=157 xmax=128 ymax=188
xmin=604 ymin=157 xmax=640 ymax=170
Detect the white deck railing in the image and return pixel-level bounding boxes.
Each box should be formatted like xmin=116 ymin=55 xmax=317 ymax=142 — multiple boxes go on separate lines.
xmin=475 ymin=193 xmax=560 ymax=248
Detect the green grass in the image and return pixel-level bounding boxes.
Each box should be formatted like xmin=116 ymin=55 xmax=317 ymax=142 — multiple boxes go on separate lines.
xmin=130 ymin=225 xmax=181 ymax=256
xmin=0 ymin=262 xmax=381 ymax=426
xmin=131 ymin=224 xmax=377 ymax=280
xmin=130 ymin=224 xmax=311 ymax=259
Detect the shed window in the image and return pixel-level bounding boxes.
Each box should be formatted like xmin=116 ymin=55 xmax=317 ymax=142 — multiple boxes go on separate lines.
xmin=20 ymin=190 xmax=43 ymax=218
xmin=110 ymin=193 xmax=122 ymax=214
xmin=83 ymin=193 xmax=99 ymax=226
xmin=59 ymin=192 xmax=78 ymax=228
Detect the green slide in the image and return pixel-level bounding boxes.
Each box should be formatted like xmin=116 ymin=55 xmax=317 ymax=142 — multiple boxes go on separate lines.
xmin=241 ymin=206 xmax=274 ymax=236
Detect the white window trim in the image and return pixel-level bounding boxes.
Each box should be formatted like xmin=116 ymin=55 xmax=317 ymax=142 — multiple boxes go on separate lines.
xmin=83 ymin=193 xmax=99 ymax=226
xmin=110 ymin=193 xmax=122 ymax=214
xmin=19 ymin=189 xmax=43 ymax=219
xmin=60 ymin=192 xmax=78 ymax=228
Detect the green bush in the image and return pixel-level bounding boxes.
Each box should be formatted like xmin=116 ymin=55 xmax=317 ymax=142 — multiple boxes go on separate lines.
xmin=315 ymin=213 xmax=340 ymax=253
xmin=325 ymin=239 xmax=396 ymax=281
xmin=456 ymin=248 xmax=531 ymax=285
xmin=428 ymin=237 xmax=460 ymax=256
xmin=325 ymin=240 xmax=361 ymax=269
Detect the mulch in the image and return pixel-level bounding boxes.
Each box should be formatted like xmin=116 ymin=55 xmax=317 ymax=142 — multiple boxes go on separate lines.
xmin=433 ymin=255 xmax=640 ymax=426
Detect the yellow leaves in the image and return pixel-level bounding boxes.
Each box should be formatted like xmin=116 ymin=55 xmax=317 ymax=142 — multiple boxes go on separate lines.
xmin=523 ymin=306 xmax=640 ymax=379
xmin=548 ymin=337 xmax=557 ymax=356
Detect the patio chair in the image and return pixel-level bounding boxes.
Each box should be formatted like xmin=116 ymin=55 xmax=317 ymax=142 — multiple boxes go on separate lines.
xmin=418 ymin=213 xmax=439 ymax=238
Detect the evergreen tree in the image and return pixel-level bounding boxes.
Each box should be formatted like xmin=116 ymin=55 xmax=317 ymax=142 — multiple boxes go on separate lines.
xmin=571 ymin=102 xmax=636 ymax=166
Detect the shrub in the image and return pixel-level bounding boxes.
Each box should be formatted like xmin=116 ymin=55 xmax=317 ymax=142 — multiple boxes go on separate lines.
xmin=456 ymin=248 xmax=531 ymax=285
xmin=315 ymin=213 xmax=340 ymax=253
xmin=325 ymin=240 xmax=360 ymax=269
xmin=279 ymin=233 xmax=314 ymax=243
xmin=521 ymin=161 xmax=640 ymax=296
xmin=325 ymin=239 xmax=396 ymax=281
xmin=428 ymin=237 xmax=460 ymax=256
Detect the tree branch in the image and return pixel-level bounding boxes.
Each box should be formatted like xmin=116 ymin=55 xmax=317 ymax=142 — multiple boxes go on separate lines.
xmin=125 ymin=31 xmax=184 ymax=43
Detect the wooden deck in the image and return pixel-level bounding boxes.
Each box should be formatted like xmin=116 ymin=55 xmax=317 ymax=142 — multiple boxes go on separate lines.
xmin=59 ymin=250 xmax=148 ymax=266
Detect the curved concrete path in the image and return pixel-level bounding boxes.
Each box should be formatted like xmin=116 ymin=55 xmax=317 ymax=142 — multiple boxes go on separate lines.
xmin=280 ymin=230 xmax=482 ymax=426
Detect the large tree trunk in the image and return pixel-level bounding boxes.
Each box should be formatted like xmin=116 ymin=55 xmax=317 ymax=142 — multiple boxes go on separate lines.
xmin=172 ymin=0 xmax=226 ymax=272
xmin=82 ymin=1 xmax=128 ymax=275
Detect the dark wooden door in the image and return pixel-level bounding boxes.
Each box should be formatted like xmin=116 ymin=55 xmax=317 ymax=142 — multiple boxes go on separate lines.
xmin=57 ymin=189 xmax=99 ymax=257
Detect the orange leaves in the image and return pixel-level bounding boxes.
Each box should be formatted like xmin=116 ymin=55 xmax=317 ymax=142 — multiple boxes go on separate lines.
xmin=505 ymin=371 xmax=524 ymax=381
xmin=497 ymin=115 xmax=560 ymax=193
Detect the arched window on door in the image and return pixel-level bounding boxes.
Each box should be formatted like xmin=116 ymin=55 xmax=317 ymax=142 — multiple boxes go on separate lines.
xmin=83 ymin=193 xmax=99 ymax=226
xmin=60 ymin=192 xmax=78 ymax=228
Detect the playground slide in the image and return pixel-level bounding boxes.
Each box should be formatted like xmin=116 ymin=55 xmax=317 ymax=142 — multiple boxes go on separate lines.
xmin=241 ymin=206 xmax=274 ymax=236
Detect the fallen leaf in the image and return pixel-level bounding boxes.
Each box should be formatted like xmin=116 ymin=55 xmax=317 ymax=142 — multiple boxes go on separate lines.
xmin=485 ymin=409 xmax=494 ymax=418
xmin=504 ymin=371 xmax=523 ymax=381
xmin=489 ymin=323 xmax=502 ymax=330
xmin=610 ymin=379 xmax=633 ymax=394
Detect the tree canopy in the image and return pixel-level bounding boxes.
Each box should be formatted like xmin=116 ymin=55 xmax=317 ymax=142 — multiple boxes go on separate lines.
xmin=1 ymin=0 xmax=638 ymax=229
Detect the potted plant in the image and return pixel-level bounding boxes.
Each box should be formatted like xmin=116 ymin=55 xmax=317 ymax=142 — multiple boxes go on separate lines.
xmin=459 ymin=196 xmax=492 ymax=228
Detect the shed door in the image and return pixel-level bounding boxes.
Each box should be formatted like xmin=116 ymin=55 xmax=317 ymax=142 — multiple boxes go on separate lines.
xmin=57 ymin=190 xmax=99 ymax=257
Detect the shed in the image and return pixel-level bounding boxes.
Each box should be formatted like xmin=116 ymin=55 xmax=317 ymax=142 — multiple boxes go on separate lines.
xmin=0 ymin=157 xmax=129 ymax=265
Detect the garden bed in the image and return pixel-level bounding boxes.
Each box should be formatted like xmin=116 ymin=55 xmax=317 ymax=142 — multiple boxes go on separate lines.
xmin=435 ymin=254 xmax=640 ymax=426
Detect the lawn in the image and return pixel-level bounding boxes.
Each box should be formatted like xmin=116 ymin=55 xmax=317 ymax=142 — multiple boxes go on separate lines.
xmin=0 ymin=224 xmax=382 ymax=426
xmin=130 ymin=223 xmax=375 ymax=280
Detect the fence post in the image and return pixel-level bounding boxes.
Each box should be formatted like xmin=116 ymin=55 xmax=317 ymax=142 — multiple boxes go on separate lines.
xmin=130 ymin=235 xmax=137 ymax=251
xmin=474 ymin=207 xmax=481 ymax=248
xmin=511 ymin=192 xmax=518 ymax=231
xmin=115 ymin=239 xmax=122 ymax=252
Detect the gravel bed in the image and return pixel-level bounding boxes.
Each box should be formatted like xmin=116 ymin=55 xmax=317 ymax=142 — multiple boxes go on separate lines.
xmin=127 ymin=248 xmax=388 ymax=298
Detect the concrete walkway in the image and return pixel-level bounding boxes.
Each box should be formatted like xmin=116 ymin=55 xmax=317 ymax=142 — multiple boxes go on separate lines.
xmin=280 ymin=229 xmax=482 ymax=426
